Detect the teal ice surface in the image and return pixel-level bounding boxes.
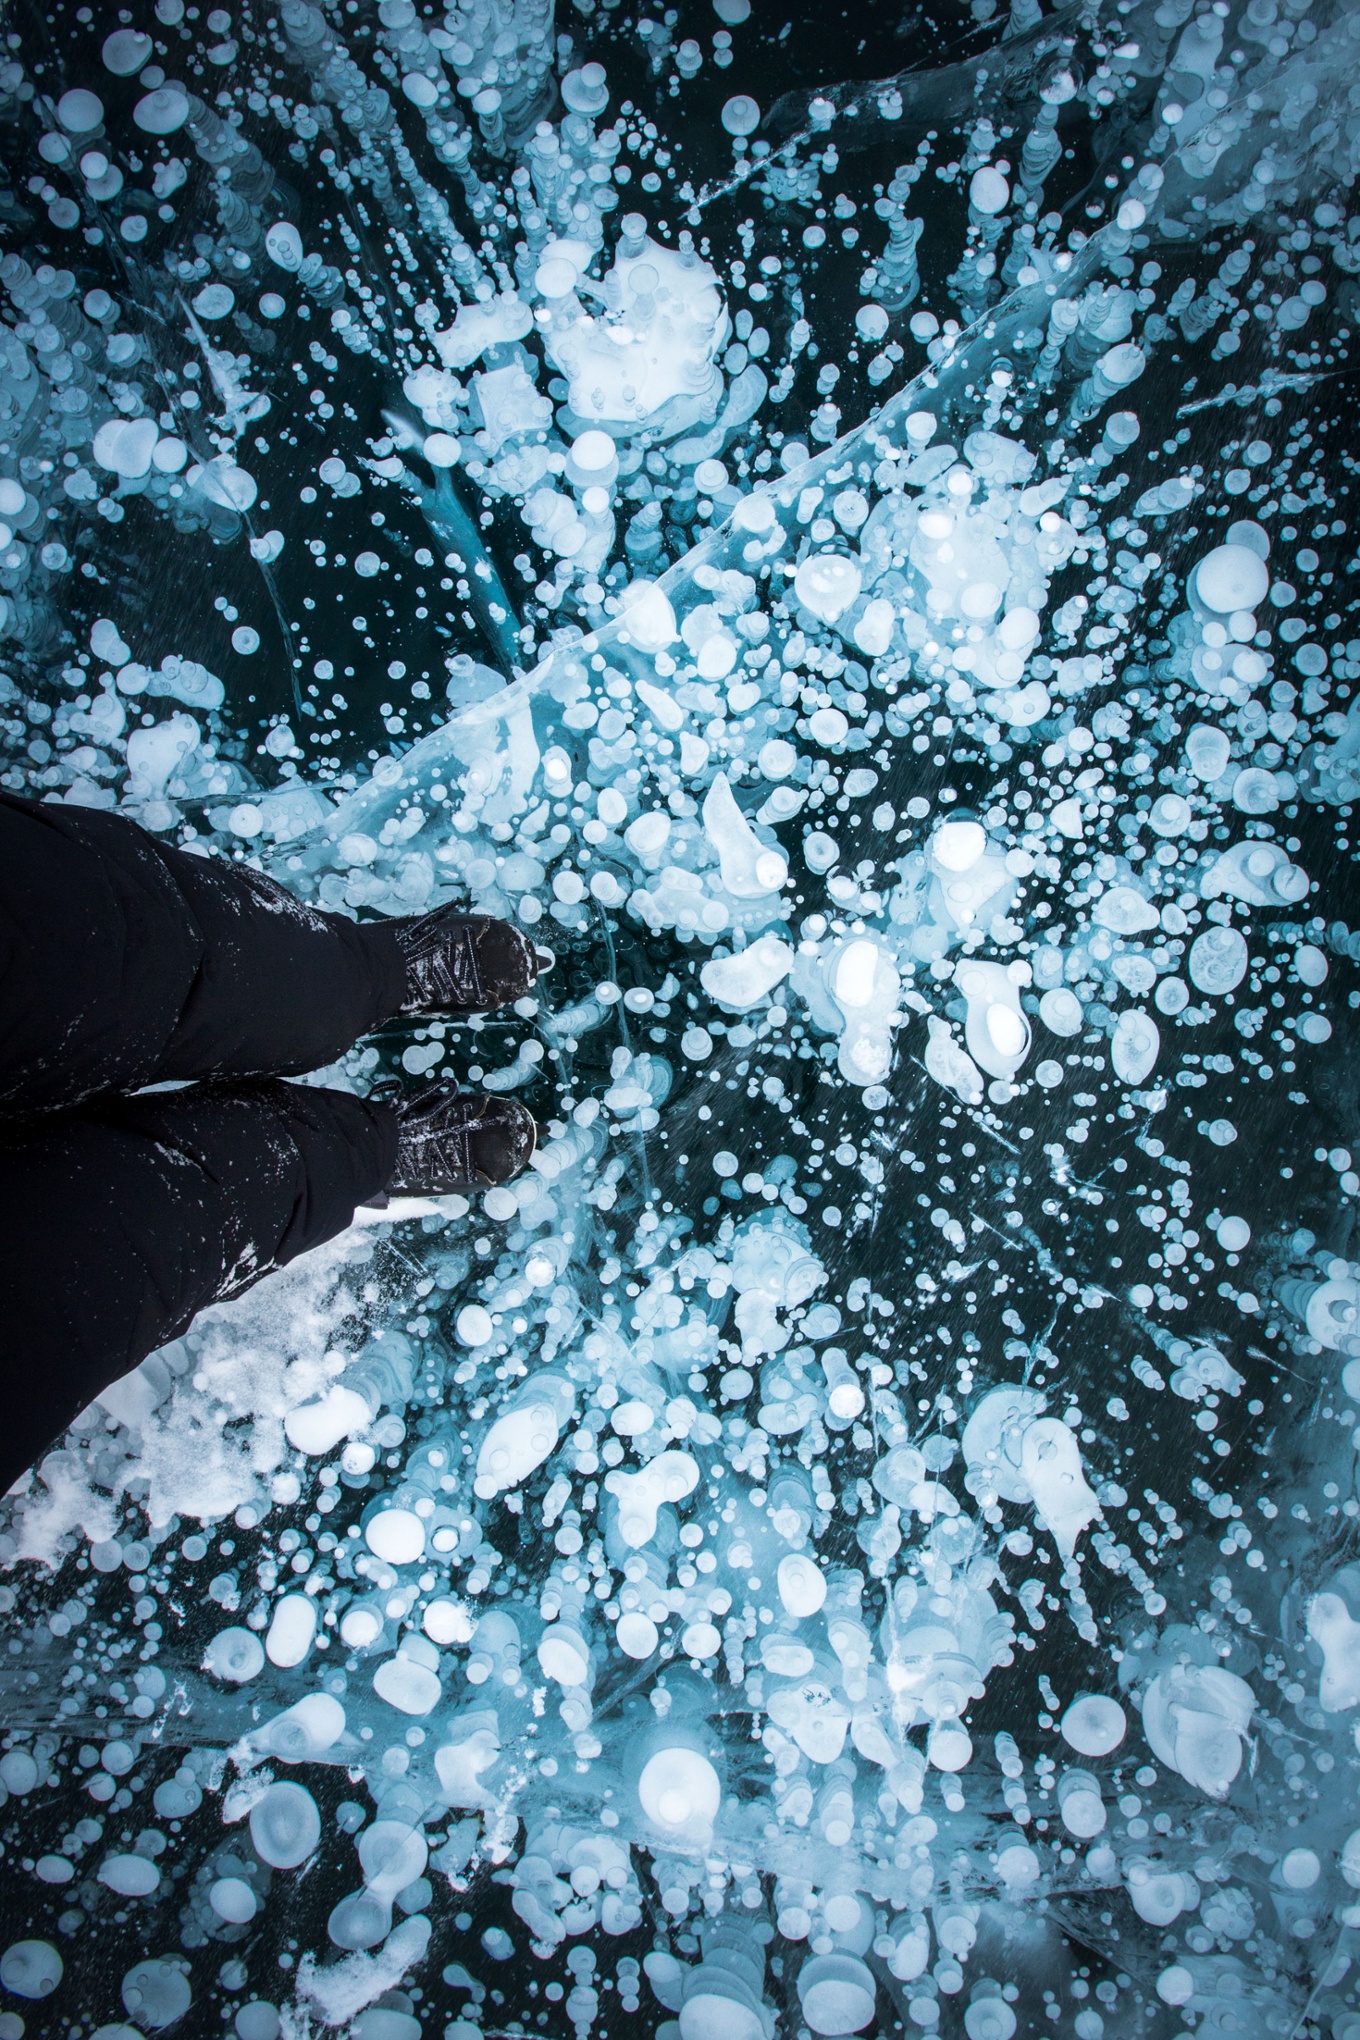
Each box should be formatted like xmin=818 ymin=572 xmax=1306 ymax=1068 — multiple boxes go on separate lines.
xmin=4 ymin=0 xmax=1360 ymax=2033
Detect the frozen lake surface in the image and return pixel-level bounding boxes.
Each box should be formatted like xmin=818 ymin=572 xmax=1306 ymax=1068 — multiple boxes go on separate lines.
xmin=2 ymin=0 xmax=1360 ymax=2035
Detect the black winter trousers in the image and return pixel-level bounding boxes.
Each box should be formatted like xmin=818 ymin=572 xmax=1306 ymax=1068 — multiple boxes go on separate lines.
xmin=0 ymin=791 xmax=409 ymax=1494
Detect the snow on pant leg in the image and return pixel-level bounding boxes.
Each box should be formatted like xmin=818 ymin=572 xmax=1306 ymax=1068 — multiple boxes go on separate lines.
xmin=0 ymin=791 xmax=407 ymax=1111
xmin=0 ymin=1079 xmax=399 ymax=1495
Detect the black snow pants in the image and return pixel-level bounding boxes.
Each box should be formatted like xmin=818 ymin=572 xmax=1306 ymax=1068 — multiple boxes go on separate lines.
xmin=0 ymin=791 xmax=410 ymax=1494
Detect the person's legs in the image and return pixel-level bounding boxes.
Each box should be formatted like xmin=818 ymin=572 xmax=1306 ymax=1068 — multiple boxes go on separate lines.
xmin=0 ymin=1079 xmax=399 ymax=1494
xmin=0 ymin=791 xmax=540 ymax=1491
xmin=0 ymin=791 xmax=407 ymax=1111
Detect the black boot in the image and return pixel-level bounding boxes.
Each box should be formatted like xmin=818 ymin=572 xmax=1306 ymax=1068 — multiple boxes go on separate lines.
xmin=381 ymin=1079 xmax=537 ymax=1195
xmin=391 ymin=907 xmax=548 ymax=1018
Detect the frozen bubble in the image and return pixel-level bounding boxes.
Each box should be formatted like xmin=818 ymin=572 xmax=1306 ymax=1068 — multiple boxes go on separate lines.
xmin=204 ymin=1626 xmax=265 ymax=1683
xmin=0 ymin=1941 xmax=62 ymax=1998
xmin=721 ymin=93 xmax=761 ymax=136
xmin=265 ymin=1593 xmax=316 ymax=1668
xmin=265 ymin=222 xmax=303 ymax=272
xmin=422 ymin=1597 xmax=470 ymax=1646
xmin=103 ymin=28 xmax=153 ymax=72
xmin=364 ymin=1506 xmax=426 ymax=1566
xmin=255 ymin=1693 xmax=346 ymax=1761
xmin=339 ymin=1604 xmax=383 ymax=1650
xmin=231 ymin=627 xmax=260 ymax=656
xmin=1141 ymin=1664 xmax=1253 ymax=1797
xmin=1195 ymin=543 xmax=1270 ymax=615
xmin=475 ymin=1393 xmax=564 ymax=1497
xmin=422 ymin=432 xmax=460 ymax=468
xmin=759 ymin=738 xmax=797 ymax=780
xmin=1215 ymin=1215 xmax=1250 ymax=1252
xmin=606 ymin=1451 xmax=699 ymax=1547
xmin=535 ymin=255 xmax=578 ymax=299
xmin=964 ymin=2004 xmax=1017 ymax=2040
xmin=1188 ymin=926 xmax=1247 ymax=994
xmin=713 ymin=0 xmax=752 ymax=18
xmin=777 ymin=1553 xmax=827 ymax=1618
xmin=853 ymin=597 xmax=895 ymax=656
xmin=355 ymin=551 xmax=381 ymax=578
xmin=58 ymin=89 xmax=104 ymax=132
xmin=1156 ymin=1967 xmax=1194 ymax=2008
xmin=0 ymin=1751 xmax=36 ymax=1794
xmin=799 ymin=1954 xmax=877 ymax=2035
xmin=931 ymin=818 xmax=986 ymax=871
xmin=1149 ymin=794 xmax=1191 ymax=837
xmin=1295 ymin=943 xmax=1328 ymax=986
xmin=134 ymin=86 xmax=190 ymax=133
xmin=809 ymin=706 xmax=848 ymax=746
xmin=328 ymin=1890 xmax=392 ymax=1951
xmin=855 ymin=304 xmax=889 ymax=342
xmin=619 ymin=580 xmax=677 ymax=651
xmin=193 ymin=284 xmax=235 ymax=321
xmin=1060 ymin=1693 xmax=1126 ymax=1756
xmin=794 ymin=551 xmax=862 ymax=623
xmin=1112 ymin=1009 xmax=1159 ymax=1085
xmin=1039 ymin=988 xmax=1083 ymax=1038
xmin=1093 ymin=885 xmax=1160 ymax=935
xmin=969 ymin=166 xmax=1009 ymax=214
xmin=286 ymin=1383 xmax=371 ymax=1461
xmin=995 ymin=1844 xmax=1041 ymax=1891
xmin=260 ymin=293 xmax=286 ymax=320
xmin=235 ymin=2007 xmax=281 ymax=2040
xmin=927 ymin=1722 xmax=972 ymax=1772
xmin=374 ymin=1645 xmax=442 ymax=1715
xmin=1035 ymin=1059 xmax=1063 ymax=1088
xmin=91 ymin=616 xmax=130 ymax=664
xmin=681 ymin=1026 xmax=713 ymax=1060
xmin=997 ymin=605 xmax=1040 ymax=650
xmin=93 ymin=417 xmax=159 ymax=480
xmin=250 ymin=1782 xmax=321 ymax=1870
xmin=701 ymin=933 xmax=794 ymax=1012
xmin=616 ymin=1612 xmax=659 ymax=1659
xmin=570 ymin=428 xmax=616 ymax=473
xmin=99 ymin=1854 xmax=160 ymax=1897
xmin=456 ymin=1304 xmax=494 ymax=1346
xmin=638 ymin=1747 xmax=721 ymax=1831
xmin=1057 ymin=1771 xmax=1105 ymax=1838
xmin=122 ymin=1958 xmax=192 ymax=2029
xmin=611 ymin=1399 xmax=655 ymax=1437
xmin=1282 ymin=1846 xmax=1320 ymax=1889
xmin=210 ymin=1876 xmax=258 ymax=1924
xmin=561 ymin=61 xmax=609 ymax=115
xmin=538 ymin=1623 xmax=591 ymax=1686
xmin=1186 ymin=724 xmax=1231 ymax=782
xmin=804 ymin=830 xmax=839 ymax=874
xmin=1233 ymin=766 xmax=1280 ymax=815
xmin=358 ymin=1820 xmax=427 ymax=1897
